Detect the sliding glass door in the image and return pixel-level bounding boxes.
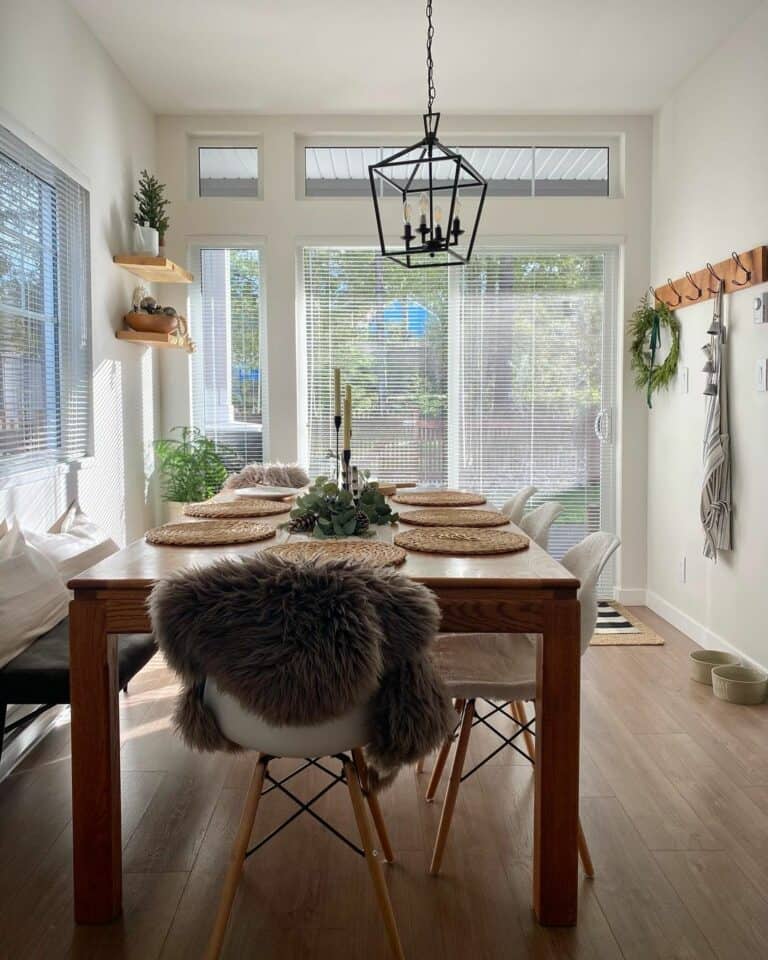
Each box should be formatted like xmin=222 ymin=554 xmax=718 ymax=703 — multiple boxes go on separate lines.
xmin=301 ymin=244 xmax=616 ymax=579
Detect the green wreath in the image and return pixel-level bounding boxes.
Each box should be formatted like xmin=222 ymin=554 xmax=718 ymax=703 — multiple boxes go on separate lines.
xmin=629 ymin=295 xmax=681 ymax=409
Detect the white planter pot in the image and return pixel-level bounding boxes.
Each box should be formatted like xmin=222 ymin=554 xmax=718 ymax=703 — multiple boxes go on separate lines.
xmin=163 ymin=501 xmax=187 ymax=523
xmin=133 ymin=224 xmax=159 ymax=256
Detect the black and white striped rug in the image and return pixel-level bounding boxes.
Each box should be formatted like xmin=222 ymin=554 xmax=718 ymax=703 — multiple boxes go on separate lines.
xmin=595 ymin=601 xmax=641 ymax=635
xmin=590 ymin=602 xmax=664 ymax=646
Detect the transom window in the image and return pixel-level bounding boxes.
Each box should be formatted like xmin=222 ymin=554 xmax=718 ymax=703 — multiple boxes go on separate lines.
xmin=304 ymin=145 xmax=608 ymax=197
xmin=0 ymin=124 xmax=91 ymax=478
xmin=198 ymin=147 xmax=259 ymax=198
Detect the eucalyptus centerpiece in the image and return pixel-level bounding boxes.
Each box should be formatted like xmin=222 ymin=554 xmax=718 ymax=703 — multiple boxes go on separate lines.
xmin=284 ymin=476 xmax=398 ymax=538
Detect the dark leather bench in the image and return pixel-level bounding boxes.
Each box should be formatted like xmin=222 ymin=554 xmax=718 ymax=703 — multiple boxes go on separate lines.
xmin=0 ymin=618 xmax=156 ymax=763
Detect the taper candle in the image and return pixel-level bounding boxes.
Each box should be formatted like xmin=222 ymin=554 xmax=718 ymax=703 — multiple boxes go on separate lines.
xmin=333 ymin=367 xmax=341 ymax=417
xmin=343 ymin=384 xmax=352 ymax=449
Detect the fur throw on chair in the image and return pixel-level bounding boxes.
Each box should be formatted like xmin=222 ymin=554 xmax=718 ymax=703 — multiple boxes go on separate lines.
xmin=149 ymin=554 xmax=453 ymax=788
xmin=223 ymin=462 xmax=309 ymax=491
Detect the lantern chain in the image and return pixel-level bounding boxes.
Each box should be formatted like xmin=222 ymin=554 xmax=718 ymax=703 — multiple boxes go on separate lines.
xmin=426 ymin=0 xmax=436 ymax=115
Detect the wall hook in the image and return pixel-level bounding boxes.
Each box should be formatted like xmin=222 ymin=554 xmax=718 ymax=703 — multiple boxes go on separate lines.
xmin=684 ymin=270 xmax=702 ymax=301
xmin=706 ymin=262 xmax=723 ymax=294
xmin=648 ymin=285 xmax=664 ymax=306
xmin=731 ymin=251 xmax=750 ymax=285
xmin=667 ymin=277 xmax=683 ymax=306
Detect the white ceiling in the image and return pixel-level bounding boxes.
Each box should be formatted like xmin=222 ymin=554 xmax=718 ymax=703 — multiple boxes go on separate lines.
xmin=71 ymin=0 xmax=759 ymax=115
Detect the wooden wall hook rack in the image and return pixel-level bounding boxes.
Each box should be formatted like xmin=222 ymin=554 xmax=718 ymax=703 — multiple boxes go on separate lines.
xmin=652 ymin=245 xmax=767 ymax=310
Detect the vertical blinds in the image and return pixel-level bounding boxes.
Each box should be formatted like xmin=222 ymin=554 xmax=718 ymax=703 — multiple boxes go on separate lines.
xmin=302 ymin=247 xmax=448 ymax=483
xmin=454 ymin=248 xmax=616 ymax=570
xmin=0 ymin=124 xmax=91 ymax=477
xmin=302 ymin=245 xmax=616 ymax=586
xmin=191 ymin=247 xmax=263 ymax=470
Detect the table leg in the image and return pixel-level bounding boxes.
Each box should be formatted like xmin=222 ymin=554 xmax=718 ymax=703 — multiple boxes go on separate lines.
xmin=533 ymin=594 xmax=581 ymax=925
xmin=69 ymin=597 xmax=123 ymax=923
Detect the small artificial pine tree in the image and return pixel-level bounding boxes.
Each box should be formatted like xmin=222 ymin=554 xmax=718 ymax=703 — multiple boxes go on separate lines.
xmin=133 ymin=169 xmax=170 ymax=246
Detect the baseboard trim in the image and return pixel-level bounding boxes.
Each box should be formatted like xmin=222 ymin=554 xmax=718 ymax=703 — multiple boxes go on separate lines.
xmin=614 ymin=587 xmax=647 ymax=605
xmin=645 ymin=590 xmax=767 ymax=672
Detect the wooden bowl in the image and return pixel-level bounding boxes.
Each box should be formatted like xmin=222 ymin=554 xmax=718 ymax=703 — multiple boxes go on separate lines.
xmin=711 ymin=664 xmax=768 ymax=705
xmin=125 ymin=311 xmax=179 ymax=335
xmin=689 ymin=649 xmax=740 ymax=684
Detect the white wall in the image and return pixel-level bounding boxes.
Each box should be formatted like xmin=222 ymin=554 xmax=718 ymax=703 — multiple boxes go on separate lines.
xmin=0 ymin=0 xmax=157 ymax=544
xmin=648 ymin=1 xmax=768 ymax=667
xmin=156 ymin=113 xmax=653 ymax=597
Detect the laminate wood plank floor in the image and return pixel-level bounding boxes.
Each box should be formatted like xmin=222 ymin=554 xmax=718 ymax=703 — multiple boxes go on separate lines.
xmin=0 ymin=607 xmax=766 ymax=959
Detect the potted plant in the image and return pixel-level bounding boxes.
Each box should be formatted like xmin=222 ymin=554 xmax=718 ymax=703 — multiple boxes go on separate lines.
xmin=154 ymin=427 xmax=228 ymax=521
xmin=133 ymin=169 xmax=171 ymax=255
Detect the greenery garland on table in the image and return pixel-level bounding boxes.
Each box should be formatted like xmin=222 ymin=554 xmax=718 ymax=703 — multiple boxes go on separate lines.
xmin=284 ymin=476 xmax=399 ymax=538
xmin=629 ymin=294 xmax=681 ymax=409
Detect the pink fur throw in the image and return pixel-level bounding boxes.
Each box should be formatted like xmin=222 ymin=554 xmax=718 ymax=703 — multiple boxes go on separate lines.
xmin=223 ymin=462 xmax=309 ymax=491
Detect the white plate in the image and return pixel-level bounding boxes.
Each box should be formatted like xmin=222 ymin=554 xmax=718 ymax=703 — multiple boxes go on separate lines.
xmin=233 ymin=485 xmax=303 ymax=500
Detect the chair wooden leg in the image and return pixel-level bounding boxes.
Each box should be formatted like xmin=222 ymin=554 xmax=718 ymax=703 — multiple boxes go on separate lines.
xmin=578 ymin=818 xmax=595 ymax=878
xmin=425 ymin=697 xmax=465 ymax=802
xmin=204 ymin=754 xmax=269 ymax=960
xmin=429 ymin=700 xmax=475 ymax=876
xmin=345 ymin=759 xmax=405 ymax=960
xmin=513 ymin=700 xmax=536 ymax=762
xmin=352 ymin=747 xmax=394 ymax=863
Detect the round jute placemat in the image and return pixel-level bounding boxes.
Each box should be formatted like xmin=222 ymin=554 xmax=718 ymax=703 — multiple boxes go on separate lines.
xmin=391 ymin=490 xmax=487 ymax=507
xmin=374 ymin=483 xmax=397 ymax=497
xmin=146 ymin=520 xmax=276 ymax=547
xmin=266 ymin=539 xmax=406 ymax=568
xmin=394 ymin=526 xmax=529 ymax=556
xmin=398 ymin=508 xmax=508 ymax=528
xmin=184 ymin=498 xmax=291 ymax=518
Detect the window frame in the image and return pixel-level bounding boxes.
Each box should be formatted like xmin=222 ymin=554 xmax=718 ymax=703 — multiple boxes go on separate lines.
xmin=296 ymin=133 xmax=621 ymax=200
xmin=187 ymin=135 xmax=264 ymax=201
xmin=188 ymin=238 xmax=269 ymax=452
xmin=0 ymin=116 xmax=93 ymax=482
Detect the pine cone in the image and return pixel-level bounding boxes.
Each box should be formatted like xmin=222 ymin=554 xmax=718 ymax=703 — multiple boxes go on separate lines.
xmin=355 ymin=511 xmax=370 ymax=533
xmin=288 ymin=513 xmax=316 ymax=534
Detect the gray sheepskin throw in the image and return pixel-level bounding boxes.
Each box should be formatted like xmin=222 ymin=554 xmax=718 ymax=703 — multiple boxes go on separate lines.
xmin=149 ymin=554 xmax=453 ymax=788
xmin=223 ymin=462 xmax=309 ymax=491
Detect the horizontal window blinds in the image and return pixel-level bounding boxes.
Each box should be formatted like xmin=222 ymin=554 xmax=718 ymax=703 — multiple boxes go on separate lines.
xmin=191 ymin=247 xmax=264 ymax=470
xmin=302 ymin=247 xmax=449 ymax=483
xmin=0 ymin=124 xmax=91 ymax=477
xmin=454 ymin=248 xmax=616 ymax=578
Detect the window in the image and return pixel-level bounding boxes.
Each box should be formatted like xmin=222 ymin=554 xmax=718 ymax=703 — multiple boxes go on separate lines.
xmin=304 ymin=145 xmax=608 ymax=197
xmin=198 ymin=147 xmax=259 ymax=198
xmin=301 ymin=245 xmax=617 ymax=586
xmin=191 ymin=246 xmax=264 ymax=469
xmin=0 ymin=124 xmax=91 ymax=479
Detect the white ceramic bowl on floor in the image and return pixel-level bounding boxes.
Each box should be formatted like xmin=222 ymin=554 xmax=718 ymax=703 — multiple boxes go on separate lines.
xmin=711 ymin=665 xmax=768 ymax=705
xmin=689 ymin=649 xmax=740 ymax=685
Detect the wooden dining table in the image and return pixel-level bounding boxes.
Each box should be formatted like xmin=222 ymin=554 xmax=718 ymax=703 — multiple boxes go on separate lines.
xmin=67 ymin=499 xmax=581 ymax=928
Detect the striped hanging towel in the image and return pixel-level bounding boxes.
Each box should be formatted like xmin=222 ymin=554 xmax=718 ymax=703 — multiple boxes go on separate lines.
xmin=700 ymin=283 xmax=732 ymax=560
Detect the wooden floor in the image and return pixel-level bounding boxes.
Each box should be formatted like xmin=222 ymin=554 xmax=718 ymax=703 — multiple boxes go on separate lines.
xmin=1 ymin=608 xmax=767 ymax=959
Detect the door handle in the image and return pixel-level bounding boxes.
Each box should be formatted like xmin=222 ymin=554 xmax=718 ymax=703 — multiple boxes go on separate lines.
xmin=594 ymin=408 xmax=611 ymax=442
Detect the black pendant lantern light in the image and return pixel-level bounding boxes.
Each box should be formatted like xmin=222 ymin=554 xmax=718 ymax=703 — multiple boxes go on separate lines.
xmin=369 ymin=1 xmax=487 ymax=269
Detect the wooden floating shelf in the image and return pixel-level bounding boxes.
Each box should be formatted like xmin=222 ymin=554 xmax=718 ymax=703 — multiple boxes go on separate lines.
xmin=654 ymin=245 xmax=767 ymax=310
xmin=116 ymin=330 xmax=187 ymax=349
xmin=113 ymin=254 xmax=193 ymax=284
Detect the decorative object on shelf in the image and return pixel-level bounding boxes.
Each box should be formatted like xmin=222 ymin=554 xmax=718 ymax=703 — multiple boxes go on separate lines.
xmin=132 ymin=285 xmax=150 ymax=311
xmin=368 ymin=0 xmax=487 ymax=269
xmin=398 ymin=508 xmax=509 ymax=527
xmin=700 ymin=283 xmax=731 ymax=562
xmin=629 ymin=292 xmax=681 ymax=408
xmin=266 ymin=540 xmax=407 ymax=569
xmin=133 ymin=169 xmax=170 ymax=252
xmin=392 ymin=490 xmax=486 ymax=507
xmin=133 ymin=222 xmax=159 ymax=256
xmin=125 ymin=310 xmax=179 ymax=335
xmin=284 ymin=477 xmax=398 ymax=538
xmin=154 ymin=427 xmax=229 ymax=513
xmin=394 ymin=526 xmax=529 ymax=556
xmin=145 ymin=519 xmax=276 ymax=547
xmin=184 ymin=498 xmax=291 ymax=519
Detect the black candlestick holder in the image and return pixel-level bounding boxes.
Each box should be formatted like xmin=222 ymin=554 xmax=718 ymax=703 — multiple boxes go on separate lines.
xmin=342 ymin=448 xmax=351 ymax=492
xmin=334 ymin=415 xmax=342 ymax=483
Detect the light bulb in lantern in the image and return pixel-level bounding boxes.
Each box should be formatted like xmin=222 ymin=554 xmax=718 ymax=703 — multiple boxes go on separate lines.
xmin=434 ymin=205 xmax=443 ymax=241
xmin=403 ymin=202 xmax=412 ymax=224
xmin=418 ymin=192 xmax=428 ymax=228
xmin=452 ymin=198 xmax=462 ymax=232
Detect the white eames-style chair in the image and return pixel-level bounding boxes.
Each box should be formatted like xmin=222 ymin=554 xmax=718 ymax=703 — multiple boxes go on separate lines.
xmin=519 ymin=501 xmax=564 ymax=551
xmin=201 ymin=684 xmax=404 ymax=960
xmin=500 ymin=485 xmax=538 ymax=524
xmin=425 ymin=531 xmax=620 ymax=877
